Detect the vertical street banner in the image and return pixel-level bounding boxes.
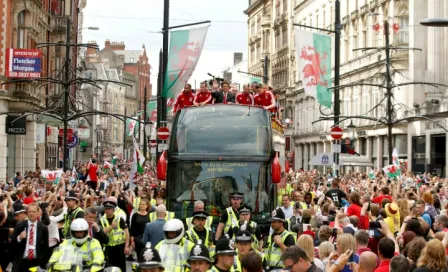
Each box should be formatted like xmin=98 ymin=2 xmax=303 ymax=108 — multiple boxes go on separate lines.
xmin=295 ymin=29 xmax=332 ymax=108
xmin=130 ymin=136 xmax=145 ymax=182
xmin=147 ymin=101 xmax=157 ymax=122
xmin=126 ymin=117 xmax=138 ymax=136
xmin=162 ymin=26 xmax=209 ymax=99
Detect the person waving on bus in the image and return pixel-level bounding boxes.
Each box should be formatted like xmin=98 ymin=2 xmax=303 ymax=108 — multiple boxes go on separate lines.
xmin=173 ymin=84 xmax=195 ymax=113
xmin=254 ymin=84 xmax=276 ymax=113
xmin=194 ymin=81 xmax=212 ymax=107
xmin=236 ymin=84 xmax=254 ymax=105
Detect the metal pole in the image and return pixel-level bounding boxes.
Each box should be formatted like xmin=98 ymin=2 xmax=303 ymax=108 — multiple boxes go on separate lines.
xmin=384 ymin=20 xmax=393 ymax=164
xmin=263 ymin=55 xmax=269 ymax=84
xmin=156 ymin=49 xmax=163 ymax=161
xmin=143 ymin=86 xmax=148 ymax=159
xmin=123 ymin=107 xmax=127 ymax=159
xmin=161 ymin=0 xmax=169 ymax=123
xmin=333 ymin=0 xmax=341 ymax=176
xmin=63 ymin=18 xmax=71 ymax=172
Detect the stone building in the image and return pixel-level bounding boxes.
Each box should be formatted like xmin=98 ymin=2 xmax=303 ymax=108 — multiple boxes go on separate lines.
xmin=246 ymin=0 xmax=448 ymax=175
xmin=0 ymin=0 xmax=85 ymax=179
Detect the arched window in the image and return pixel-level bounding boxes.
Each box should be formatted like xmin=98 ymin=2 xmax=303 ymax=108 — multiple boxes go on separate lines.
xmin=17 ymin=11 xmax=26 ymax=48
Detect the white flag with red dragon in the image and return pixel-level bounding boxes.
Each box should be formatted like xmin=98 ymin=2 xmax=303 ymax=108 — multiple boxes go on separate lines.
xmin=295 ymin=29 xmax=333 ymax=108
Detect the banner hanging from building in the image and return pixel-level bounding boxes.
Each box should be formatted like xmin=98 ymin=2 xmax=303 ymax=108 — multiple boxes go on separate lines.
xmin=162 ymin=26 xmax=209 ymax=99
xmin=5 ymin=49 xmax=42 ymax=78
xmin=147 ymin=100 xmax=157 ymax=122
xmin=295 ymin=30 xmax=332 ymax=108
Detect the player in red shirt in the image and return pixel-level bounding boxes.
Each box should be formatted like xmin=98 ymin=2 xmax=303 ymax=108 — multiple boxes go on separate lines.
xmin=193 ymin=81 xmax=212 ymax=106
xmin=235 ymin=84 xmax=254 ymax=105
xmin=173 ymin=83 xmax=195 ymax=113
xmin=254 ymin=84 xmax=276 ymax=112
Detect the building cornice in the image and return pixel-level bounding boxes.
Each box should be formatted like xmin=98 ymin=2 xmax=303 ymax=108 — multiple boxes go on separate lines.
xmin=244 ymin=0 xmax=264 ymax=15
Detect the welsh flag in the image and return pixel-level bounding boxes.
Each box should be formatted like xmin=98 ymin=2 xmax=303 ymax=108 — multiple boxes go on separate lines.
xmin=70 ymin=166 xmax=77 ymax=183
xmin=41 ymin=169 xmax=63 ymax=185
xmin=126 ymin=117 xmax=138 ymax=136
xmin=392 ymin=148 xmax=399 ymax=166
xmin=162 ymin=26 xmax=209 ymax=99
xmin=130 ymin=136 xmax=145 ymax=182
xmin=369 ymin=169 xmax=375 ymax=179
xmin=111 ymin=156 xmax=118 ymax=165
xmin=103 ymin=161 xmax=113 ymax=173
xmin=147 ymin=101 xmax=157 ymax=122
xmin=295 ymin=29 xmax=332 ymax=108
xmin=382 ymin=165 xmax=401 ymax=179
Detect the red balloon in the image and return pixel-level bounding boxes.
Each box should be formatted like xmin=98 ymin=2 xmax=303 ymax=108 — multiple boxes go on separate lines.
xmin=285 ymin=160 xmax=290 ymax=173
xmin=272 ymin=152 xmax=281 ymax=184
xmin=157 ymin=151 xmax=167 ymax=180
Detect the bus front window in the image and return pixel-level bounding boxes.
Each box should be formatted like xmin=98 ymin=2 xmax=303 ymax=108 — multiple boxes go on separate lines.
xmin=168 ymin=161 xmax=270 ymax=221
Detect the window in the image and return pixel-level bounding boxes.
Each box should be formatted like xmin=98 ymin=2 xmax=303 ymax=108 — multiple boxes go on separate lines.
xmin=275 ymin=31 xmax=280 ymax=50
xmin=256 ymin=43 xmax=261 ymax=60
xmin=282 ymin=27 xmax=287 ymax=45
xmin=283 ymin=0 xmax=287 ymax=13
xmin=250 ymin=47 xmax=255 ymax=65
xmin=18 ymin=11 xmax=26 ymax=49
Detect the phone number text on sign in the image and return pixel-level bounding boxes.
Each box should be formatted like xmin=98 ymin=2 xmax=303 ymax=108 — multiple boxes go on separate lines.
xmin=7 ymin=71 xmax=41 ymax=78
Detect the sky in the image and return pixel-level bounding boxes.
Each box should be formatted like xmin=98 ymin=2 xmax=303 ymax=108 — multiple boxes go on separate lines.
xmin=82 ymin=0 xmax=248 ymax=94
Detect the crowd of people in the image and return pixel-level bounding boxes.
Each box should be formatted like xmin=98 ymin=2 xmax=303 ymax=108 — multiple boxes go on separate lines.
xmin=2 ymin=149 xmax=448 ymax=272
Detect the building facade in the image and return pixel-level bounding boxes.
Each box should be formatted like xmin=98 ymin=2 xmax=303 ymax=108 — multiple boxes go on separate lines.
xmin=0 ymin=0 xmax=84 ymax=179
xmin=246 ymin=0 xmax=448 ymax=175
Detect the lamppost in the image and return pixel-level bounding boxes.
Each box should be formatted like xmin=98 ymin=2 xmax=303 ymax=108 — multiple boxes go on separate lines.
xmin=347 ymin=120 xmax=356 ymax=141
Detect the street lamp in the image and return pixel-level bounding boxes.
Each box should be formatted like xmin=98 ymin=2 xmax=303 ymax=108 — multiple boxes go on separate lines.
xmin=347 ymin=120 xmax=356 ymax=140
xmin=420 ymin=18 xmax=448 ymax=27
xmin=144 ymin=121 xmax=154 ymax=138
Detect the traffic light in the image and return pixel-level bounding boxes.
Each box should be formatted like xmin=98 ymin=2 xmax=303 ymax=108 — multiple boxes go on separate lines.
xmin=341 ymin=138 xmax=360 ymax=156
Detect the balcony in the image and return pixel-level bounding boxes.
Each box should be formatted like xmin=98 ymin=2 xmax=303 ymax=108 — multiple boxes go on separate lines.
xmin=51 ymin=16 xmax=69 ymax=33
xmin=7 ymin=82 xmax=44 ymax=111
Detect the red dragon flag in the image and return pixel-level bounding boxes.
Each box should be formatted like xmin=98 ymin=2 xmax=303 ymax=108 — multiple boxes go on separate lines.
xmin=295 ymin=29 xmax=333 ymax=108
xmin=162 ymin=26 xmax=209 ymax=99
xmin=41 ymin=169 xmax=63 ymax=185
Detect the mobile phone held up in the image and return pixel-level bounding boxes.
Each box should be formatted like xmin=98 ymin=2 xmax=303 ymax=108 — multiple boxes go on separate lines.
xmin=369 ymin=221 xmax=382 ymax=238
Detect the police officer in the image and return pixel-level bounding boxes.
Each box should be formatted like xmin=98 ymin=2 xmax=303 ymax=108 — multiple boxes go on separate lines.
xmin=232 ymin=230 xmax=264 ymax=272
xmin=133 ymin=242 xmax=164 ymax=272
xmin=264 ymin=208 xmax=296 ymax=271
xmin=185 ymin=211 xmax=214 ymax=247
xmin=63 ymin=190 xmax=84 ymax=238
xmin=100 ymin=199 xmax=130 ymax=272
xmin=209 ymin=238 xmax=236 ymax=272
xmin=186 ymin=201 xmax=213 ymax=231
xmin=215 ymin=192 xmax=243 ymax=241
xmin=227 ymin=205 xmax=262 ymax=251
xmin=175 ymin=240 xmax=212 ymax=272
xmin=155 ymin=219 xmax=194 ymax=272
xmin=49 ymin=219 xmax=104 ymax=272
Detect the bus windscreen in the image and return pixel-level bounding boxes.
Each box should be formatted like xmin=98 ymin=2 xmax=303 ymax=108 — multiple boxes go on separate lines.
xmin=171 ymin=105 xmax=271 ymax=156
xmin=168 ymin=161 xmax=271 ymax=220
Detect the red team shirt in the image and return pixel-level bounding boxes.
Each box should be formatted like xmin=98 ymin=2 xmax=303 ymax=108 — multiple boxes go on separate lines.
xmin=194 ymin=90 xmax=212 ymax=104
xmin=254 ymin=90 xmax=275 ymax=112
xmin=173 ymin=91 xmax=195 ymax=112
xmin=236 ymin=93 xmax=254 ymax=105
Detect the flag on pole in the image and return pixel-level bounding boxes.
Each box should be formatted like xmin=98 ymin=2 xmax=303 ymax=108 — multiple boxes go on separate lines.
xmin=126 ymin=117 xmax=138 ymax=136
xmin=392 ymin=148 xmax=399 ymax=166
xmin=147 ymin=101 xmax=157 ymax=122
xmin=71 ymin=166 xmax=77 ymax=180
xmin=162 ymin=26 xmax=209 ymax=99
xmin=295 ymin=29 xmax=333 ymax=108
xmin=130 ymin=136 xmax=145 ymax=182
xmin=41 ymin=169 xmax=63 ymax=185
xmin=111 ymin=156 xmax=118 ymax=165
